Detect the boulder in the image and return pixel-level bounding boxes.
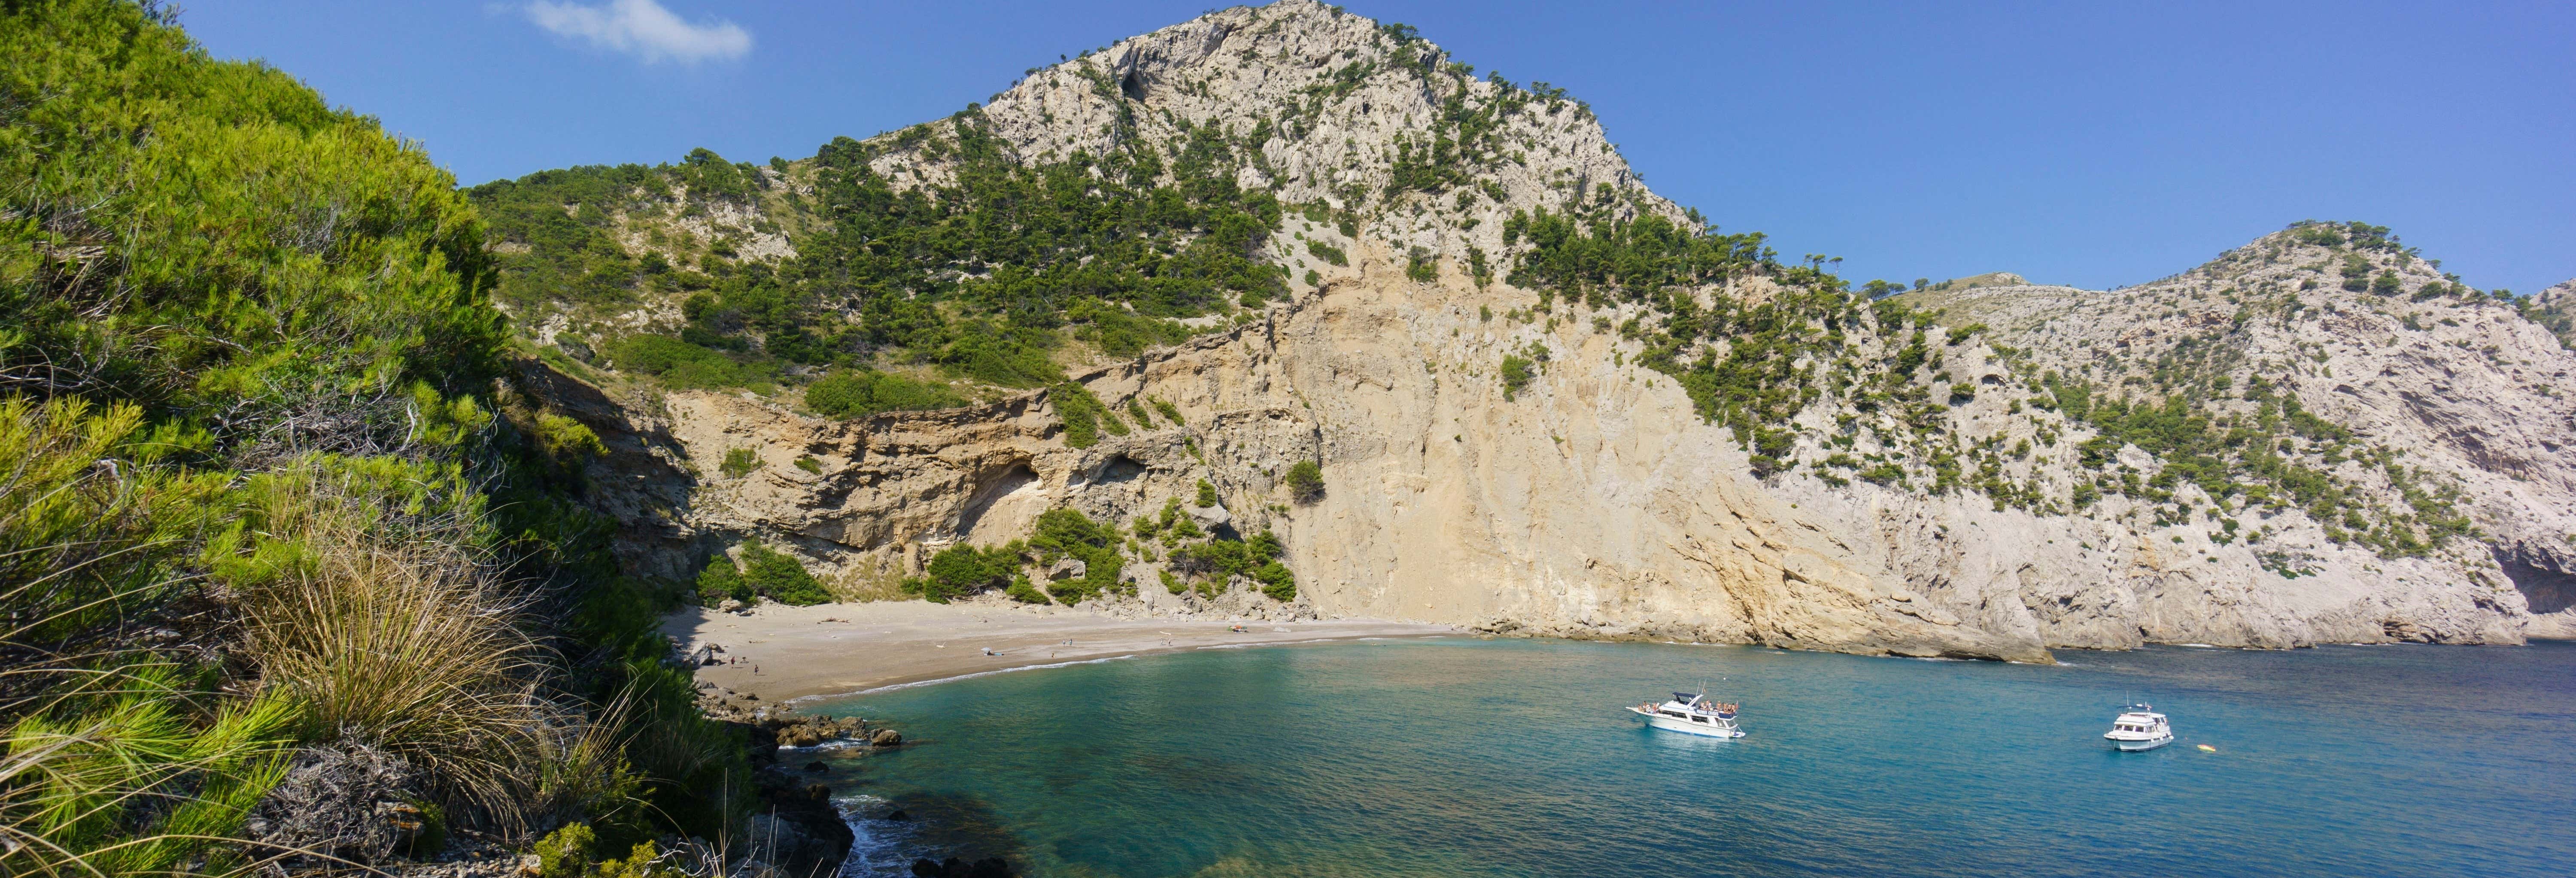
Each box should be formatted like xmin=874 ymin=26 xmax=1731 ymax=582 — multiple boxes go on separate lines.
xmin=1185 ymin=501 xmax=1230 ymax=530
xmin=552 ymin=332 xmax=595 ymax=364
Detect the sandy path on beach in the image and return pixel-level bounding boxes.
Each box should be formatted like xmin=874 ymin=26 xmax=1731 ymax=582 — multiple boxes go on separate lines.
xmin=660 ymin=599 xmax=1458 ymax=703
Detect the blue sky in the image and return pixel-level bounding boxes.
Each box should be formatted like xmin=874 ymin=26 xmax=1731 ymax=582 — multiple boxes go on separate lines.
xmin=178 ymin=1 xmax=2574 ymax=294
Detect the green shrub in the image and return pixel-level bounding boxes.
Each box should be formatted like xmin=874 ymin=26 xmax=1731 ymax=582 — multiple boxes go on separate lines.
xmin=1005 ymin=575 xmax=1052 ymax=604
xmin=1030 ymin=508 xmax=1124 ymax=600
xmin=606 ymin=335 xmax=767 ymax=389
xmin=696 ymin=555 xmax=753 ymax=605
xmin=908 ymin=543 xmax=1022 ymax=602
xmin=1406 ymin=248 xmax=1438 ymax=283
xmin=535 ymin=823 xmax=597 ymax=878
xmin=535 ymin=413 xmax=607 ymax=478
xmin=1285 ymin=460 xmax=1325 ymax=503
xmin=1133 ymin=501 xmax=1168 ymax=539
xmin=1254 ymin=561 xmax=1297 ymax=601
xmin=1196 ymin=479 xmax=1220 ymax=508
xmin=720 ymin=447 xmax=761 ymax=478
xmin=1169 ymin=529 xmax=1288 ymax=594
xmin=1500 ymin=354 xmax=1536 ymax=400
xmin=2339 ymin=253 xmax=2374 ymax=291
xmin=1151 ymin=398 xmax=1184 ymax=425
xmin=805 ymin=370 xmax=966 ymax=418
xmin=1050 ymin=382 xmax=1125 ymax=448
xmin=591 ymin=841 xmax=680 ymax=878
xmin=738 ymin=541 xmax=832 ymax=605
xmin=794 ymin=455 xmax=822 ymax=474
xmin=1306 ymin=240 xmax=1349 ymax=266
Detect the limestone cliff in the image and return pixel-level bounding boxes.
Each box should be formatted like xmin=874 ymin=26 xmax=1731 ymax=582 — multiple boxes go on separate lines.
xmin=516 ymin=1 xmax=2573 ymax=661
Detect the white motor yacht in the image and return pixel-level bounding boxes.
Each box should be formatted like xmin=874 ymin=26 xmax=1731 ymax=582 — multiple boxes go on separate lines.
xmin=1629 ymin=692 xmax=1745 ymax=738
xmin=2102 ymin=704 xmax=2174 ymax=751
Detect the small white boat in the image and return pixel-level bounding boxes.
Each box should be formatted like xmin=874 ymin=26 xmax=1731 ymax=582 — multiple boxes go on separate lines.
xmin=1630 ymin=691 xmax=1745 ymax=738
xmin=2102 ymin=704 xmax=2174 ymax=751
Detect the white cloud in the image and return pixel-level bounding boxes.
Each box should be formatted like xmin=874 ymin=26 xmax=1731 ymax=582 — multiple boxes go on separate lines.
xmin=524 ymin=0 xmax=751 ymax=64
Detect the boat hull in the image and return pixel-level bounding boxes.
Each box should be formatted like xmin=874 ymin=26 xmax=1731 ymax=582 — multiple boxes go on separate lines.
xmin=2109 ymin=735 xmax=2173 ymax=751
xmin=1640 ymin=711 xmax=1744 ymax=738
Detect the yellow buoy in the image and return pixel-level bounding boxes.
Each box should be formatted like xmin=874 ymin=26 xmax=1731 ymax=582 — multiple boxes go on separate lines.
xmin=2197 ymin=744 xmax=2217 ymax=752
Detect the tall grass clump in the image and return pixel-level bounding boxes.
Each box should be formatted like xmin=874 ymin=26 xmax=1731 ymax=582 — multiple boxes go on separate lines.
xmin=218 ymin=471 xmax=548 ymax=825
xmin=3 ymin=0 xmax=754 ymax=869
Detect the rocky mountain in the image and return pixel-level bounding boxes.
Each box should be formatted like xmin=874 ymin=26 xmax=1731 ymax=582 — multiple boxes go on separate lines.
xmin=496 ymin=0 xmax=2574 ymax=660
xmin=2527 ymin=278 xmax=2576 ymax=352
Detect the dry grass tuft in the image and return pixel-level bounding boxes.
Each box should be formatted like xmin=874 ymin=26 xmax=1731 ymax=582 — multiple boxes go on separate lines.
xmin=228 ymin=477 xmax=550 ymax=829
xmin=834 ymin=562 xmax=911 ymax=603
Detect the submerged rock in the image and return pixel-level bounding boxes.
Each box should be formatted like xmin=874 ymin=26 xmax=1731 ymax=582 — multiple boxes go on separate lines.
xmin=911 ymin=857 xmax=1016 ymax=878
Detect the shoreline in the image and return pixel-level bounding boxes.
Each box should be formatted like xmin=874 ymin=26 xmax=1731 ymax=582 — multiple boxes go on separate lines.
xmin=659 ymin=598 xmax=1459 ymax=705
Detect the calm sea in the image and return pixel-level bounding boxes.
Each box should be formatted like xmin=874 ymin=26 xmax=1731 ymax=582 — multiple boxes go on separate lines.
xmin=802 ymin=637 xmax=2576 ymax=877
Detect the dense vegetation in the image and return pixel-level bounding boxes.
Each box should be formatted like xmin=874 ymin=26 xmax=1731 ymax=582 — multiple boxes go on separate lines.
xmin=468 ymin=104 xmax=1290 ymax=410
xmin=694 ymin=541 xmax=833 ymax=606
xmin=802 ymin=368 xmax=966 ymax=419
xmin=903 ymin=494 xmax=1297 ymax=605
xmin=1 ymin=2 xmax=744 ymax=872
xmin=802 ymin=113 xmax=1285 ymax=375
xmin=469 ymin=149 xmax=773 ymax=317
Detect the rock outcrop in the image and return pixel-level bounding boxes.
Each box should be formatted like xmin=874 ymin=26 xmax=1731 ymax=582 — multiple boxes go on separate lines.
xmin=1905 ymin=236 xmax=2576 ymax=643
xmin=526 ymin=1 xmax=2574 ymax=660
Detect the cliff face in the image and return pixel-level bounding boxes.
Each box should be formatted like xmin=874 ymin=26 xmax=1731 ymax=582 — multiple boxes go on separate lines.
xmin=528 ymin=1 xmax=2574 ymax=660
xmin=1904 ymin=241 xmax=2576 ymax=642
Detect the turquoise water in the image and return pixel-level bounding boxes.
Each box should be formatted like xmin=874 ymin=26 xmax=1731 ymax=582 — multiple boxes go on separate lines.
xmin=805 ymin=638 xmax=2576 ymax=877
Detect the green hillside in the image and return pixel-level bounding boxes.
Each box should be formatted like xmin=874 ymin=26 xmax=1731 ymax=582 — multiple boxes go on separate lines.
xmin=0 ymin=0 xmax=745 ymax=871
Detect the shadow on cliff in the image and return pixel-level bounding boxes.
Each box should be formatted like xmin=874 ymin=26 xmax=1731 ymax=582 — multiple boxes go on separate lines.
xmin=2494 ymin=546 xmax=2576 ymax=622
xmin=512 ymin=356 xmax=715 ymax=579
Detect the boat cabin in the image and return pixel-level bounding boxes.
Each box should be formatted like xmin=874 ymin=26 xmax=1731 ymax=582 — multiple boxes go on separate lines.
xmin=1650 ymin=693 xmax=1739 ymax=722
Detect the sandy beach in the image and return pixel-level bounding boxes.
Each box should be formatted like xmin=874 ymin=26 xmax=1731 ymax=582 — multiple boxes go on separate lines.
xmin=660 ymin=599 xmax=1459 ymax=704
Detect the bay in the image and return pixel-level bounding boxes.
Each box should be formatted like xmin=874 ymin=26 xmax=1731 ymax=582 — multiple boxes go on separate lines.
xmin=806 ymin=638 xmax=2576 ymax=877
